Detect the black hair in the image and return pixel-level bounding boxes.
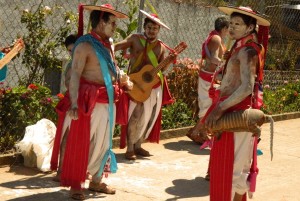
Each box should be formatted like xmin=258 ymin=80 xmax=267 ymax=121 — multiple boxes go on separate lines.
xmin=143 ymin=18 xmax=160 ymax=29
xmin=215 ymin=17 xmax=229 ymax=32
xmin=64 ymin=34 xmax=77 ymax=48
xmin=90 ymin=10 xmax=114 ymax=29
xmin=231 ymin=12 xmax=257 ymax=27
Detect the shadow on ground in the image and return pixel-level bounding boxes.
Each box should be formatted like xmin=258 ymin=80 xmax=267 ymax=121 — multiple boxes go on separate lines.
xmin=163 ymin=140 xmax=210 ymax=155
xmin=0 ymin=165 xmax=57 ymax=190
xmin=1 ymin=165 xmax=108 ymax=201
xmin=165 ymin=176 xmax=209 ymax=200
xmin=115 ymin=152 xmax=155 ymax=164
xmin=6 ymin=189 xmax=106 ymax=201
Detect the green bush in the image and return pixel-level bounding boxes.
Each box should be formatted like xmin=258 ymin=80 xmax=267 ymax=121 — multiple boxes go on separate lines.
xmin=167 ymin=58 xmax=200 ymax=119
xmin=162 ymin=99 xmax=195 ymax=129
xmin=262 ymin=80 xmax=300 ymax=114
xmin=17 ymin=3 xmax=77 ymax=85
xmin=0 ymin=83 xmax=60 ymax=153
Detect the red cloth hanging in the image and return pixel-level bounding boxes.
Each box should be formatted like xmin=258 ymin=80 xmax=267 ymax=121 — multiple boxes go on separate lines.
xmin=51 ymin=79 xmax=120 ymax=190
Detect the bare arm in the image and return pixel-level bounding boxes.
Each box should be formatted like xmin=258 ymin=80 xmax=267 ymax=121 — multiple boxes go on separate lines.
xmin=207 ymin=35 xmax=222 ymax=65
xmin=159 ymin=46 xmax=169 ymax=72
xmin=219 ymin=47 xmax=257 ymax=111
xmin=114 ymin=34 xmax=134 ymax=52
xmin=205 ymin=47 xmax=258 ymax=129
xmin=68 ymin=42 xmax=89 ymax=120
xmin=64 ymin=64 xmax=71 ymax=89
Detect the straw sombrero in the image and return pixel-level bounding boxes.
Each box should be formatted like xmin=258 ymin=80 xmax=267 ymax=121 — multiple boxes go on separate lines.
xmin=140 ymin=10 xmax=171 ymax=30
xmin=77 ymin=4 xmax=128 ymax=37
xmin=83 ymin=4 xmax=128 ymax=19
xmin=218 ymin=6 xmax=270 ymax=26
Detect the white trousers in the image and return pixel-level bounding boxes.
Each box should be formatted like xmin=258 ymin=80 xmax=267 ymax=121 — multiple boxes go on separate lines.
xmin=62 ymin=103 xmax=116 ymax=177
xmin=232 ymin=132 xmax=254 ymax=199
xmin=197 ymin=70 xmax=214 ymax=118
xmin=128 ymin=87 xmax=162 ymax=143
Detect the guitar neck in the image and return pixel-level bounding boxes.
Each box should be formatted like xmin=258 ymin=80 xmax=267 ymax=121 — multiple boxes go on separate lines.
xmin=150 ymin=42 xmax=187 ymax=76
xmin=152 ymin=54 xmax=175 ymax=75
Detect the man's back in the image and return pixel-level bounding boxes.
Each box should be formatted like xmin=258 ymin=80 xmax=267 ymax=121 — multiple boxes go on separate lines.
xmin=202 ymin=34 xmax=225 ymax=73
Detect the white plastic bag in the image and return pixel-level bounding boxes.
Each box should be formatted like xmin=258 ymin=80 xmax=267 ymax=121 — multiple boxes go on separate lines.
xmin=16 ymin=119 xmax=56 ymax=172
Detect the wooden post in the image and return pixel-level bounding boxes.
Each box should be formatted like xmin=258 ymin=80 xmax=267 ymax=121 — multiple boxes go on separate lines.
xmin=137 ymin=0 xmax=145 ymax=33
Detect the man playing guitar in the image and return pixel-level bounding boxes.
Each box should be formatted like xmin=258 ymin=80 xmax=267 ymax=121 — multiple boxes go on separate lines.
xmin=114 ymin=10 xmax=174 ymax=160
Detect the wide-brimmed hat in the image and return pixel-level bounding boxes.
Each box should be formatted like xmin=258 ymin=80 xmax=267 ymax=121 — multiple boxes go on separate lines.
xmin=83 ymin=4 xmax=128 ymax=19
xmin=78 ymin=4 xmax=128 ymax=37
xmin=218 ymin=6 xmax=270 ymax=26
xmin=140 ymin=10 xmax=171 ymax=30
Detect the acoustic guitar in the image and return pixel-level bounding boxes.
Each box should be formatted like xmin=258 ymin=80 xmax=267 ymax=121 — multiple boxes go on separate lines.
xmin=127 ymin=42 xmax=187 ymax=102
xmin=0 ymin=38 xmax=25 ymax=70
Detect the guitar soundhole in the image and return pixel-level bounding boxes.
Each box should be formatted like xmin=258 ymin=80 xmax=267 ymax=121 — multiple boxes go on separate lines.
xmin=142 ymin=72 xmax=153 ymax=83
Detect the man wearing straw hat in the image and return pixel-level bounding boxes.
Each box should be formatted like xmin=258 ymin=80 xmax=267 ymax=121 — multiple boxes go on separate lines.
xmin=114 ymin=10 xmax=174 ymax=160
xmin=201 ymin=6 xmax=270 ymax=201
xmin=50 ymin=4 xmax=132 ymax=200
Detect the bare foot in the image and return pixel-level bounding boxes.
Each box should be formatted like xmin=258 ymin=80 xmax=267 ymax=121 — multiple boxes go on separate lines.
xmin=186 ymin=126 xmax=208 ymax=144
xmin=204 ymin=173 xmax=210 ymax=181
xmin=52 ymin=172 xmax=61 ymax=182
xmin=86 ymin=172 xmax=92 ymax=181
xmin=233 ymin=192 xmax=244 ymax=201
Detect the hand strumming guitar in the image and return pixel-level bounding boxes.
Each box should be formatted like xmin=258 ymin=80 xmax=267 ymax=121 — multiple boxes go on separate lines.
xmin=119 ymin=70 xmax=133 ymax=91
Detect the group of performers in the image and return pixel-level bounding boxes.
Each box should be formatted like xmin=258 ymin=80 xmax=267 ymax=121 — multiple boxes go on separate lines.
xmin=47 ymin=3 xmax=270 ymax=201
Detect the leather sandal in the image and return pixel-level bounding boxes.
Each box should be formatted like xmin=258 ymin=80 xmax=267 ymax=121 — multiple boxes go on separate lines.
xmin=70 ymin=189 xmax=85 ymax=200
xmin=135 ymin=148 xmax=150 ymax=157
xmin=88 ymin=182 xmax=116 ymax=194
xmin=125 ymin=151 xmax=136 ymax=160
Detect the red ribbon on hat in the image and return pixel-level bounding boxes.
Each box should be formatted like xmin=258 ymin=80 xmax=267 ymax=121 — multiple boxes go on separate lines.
xmin=150 ymin=13 xmax=159 ymax=18
xmin=257 ymin=25 xmax=269 ymax=59
xmin=101 ymin=4 xmax=115 ymax=9
xmin=238 ymin=6 xmax=257 ymax=15
xmin=78 ymin=3 xmax=84 ymax=38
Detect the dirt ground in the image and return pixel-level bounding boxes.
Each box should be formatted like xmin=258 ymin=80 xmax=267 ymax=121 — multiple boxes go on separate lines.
xmin=0 ymin=118 xmax=300 ymax=201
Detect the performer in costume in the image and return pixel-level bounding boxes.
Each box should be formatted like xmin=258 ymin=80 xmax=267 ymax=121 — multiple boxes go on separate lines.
xmin=50 ymin=4 xmax=132 ymax=200
xmin=186 ymin=17 xmax=229 ymax=145
xmin=114 ymin=10 xmax=174 ymax=160
xmin=202 ymin=6 xmax=270 ymax=201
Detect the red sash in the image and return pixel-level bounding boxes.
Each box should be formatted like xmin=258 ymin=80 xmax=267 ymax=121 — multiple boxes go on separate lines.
xmin=205 ymin=96 xmax=251 ymax=201
xmin=198 ymin=69 xmax=214 ymax=82
xmin=50 ymin=78 xmax=121 ymax=190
